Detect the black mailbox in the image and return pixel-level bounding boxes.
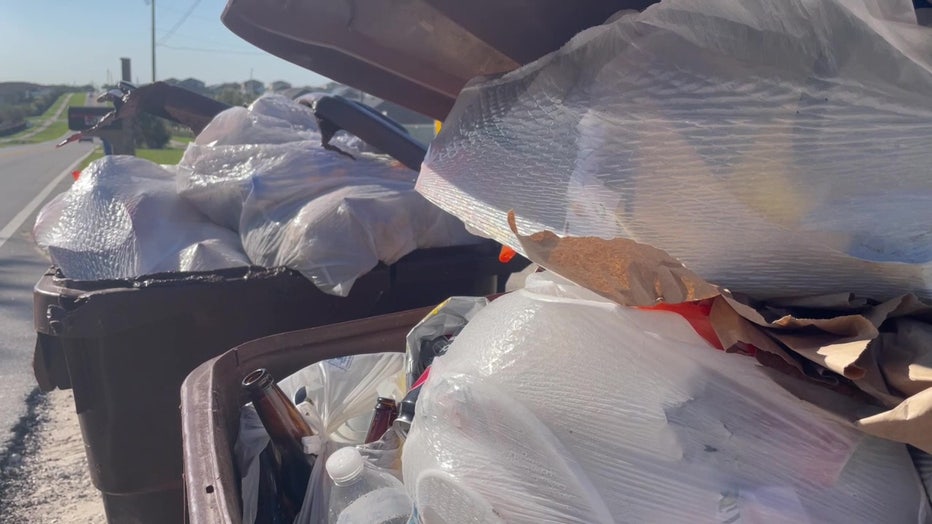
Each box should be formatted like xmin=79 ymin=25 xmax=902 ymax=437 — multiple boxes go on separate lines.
xmin=68 ymin=106 xmax=113 ymax=131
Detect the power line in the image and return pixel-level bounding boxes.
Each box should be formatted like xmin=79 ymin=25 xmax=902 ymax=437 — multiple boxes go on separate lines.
xmin=157 ymin=43 xmax=267 ymax=56
xmin=157 ymin=3 xmax=217 ymax=23
xmin=158 ymin=0 xmax=203 ymax=45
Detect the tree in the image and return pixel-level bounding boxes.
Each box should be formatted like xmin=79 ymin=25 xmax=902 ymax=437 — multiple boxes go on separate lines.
xmin=0 ymin=105 xmax=25 ymax=124
xmin=133 ymin=113 xmax=171 ymax=149
xmin=215 ymin=88 xmax=246 ymax=107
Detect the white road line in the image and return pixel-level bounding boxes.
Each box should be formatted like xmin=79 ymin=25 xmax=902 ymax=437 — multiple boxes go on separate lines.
xmin=0 ymin=150 xmax=92 ymax=250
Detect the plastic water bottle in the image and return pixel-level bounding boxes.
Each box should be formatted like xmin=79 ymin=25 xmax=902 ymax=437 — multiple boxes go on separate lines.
xmin=326 ymin=446 xmax=411 ymax=524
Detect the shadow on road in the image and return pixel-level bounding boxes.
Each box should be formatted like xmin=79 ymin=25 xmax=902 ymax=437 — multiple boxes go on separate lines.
xmin=0 ymin=244 xmax=48 ymax=326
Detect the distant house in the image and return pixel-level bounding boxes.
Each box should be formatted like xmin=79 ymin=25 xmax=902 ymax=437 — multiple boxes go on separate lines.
xmin=0 ymin=82 xmax=40 ymax=105
xmin=26 ymin=87 xmax=54 ymax=99
xmin=208 ymin=82 xmax=241 ymax=94
xmin=270 ymin=80 xmax=292 ymax=93
xmin=328 ymin=85 xmax=369 ymax=103
xmin=242 ymin=79 xmax=265 ymax=97
xmin=178 ymin=78 xmax=207 ymax=95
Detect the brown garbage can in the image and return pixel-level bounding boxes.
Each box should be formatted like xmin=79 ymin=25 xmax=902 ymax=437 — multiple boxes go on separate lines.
xmin=33 ymin=244 xmax=525 ymax=523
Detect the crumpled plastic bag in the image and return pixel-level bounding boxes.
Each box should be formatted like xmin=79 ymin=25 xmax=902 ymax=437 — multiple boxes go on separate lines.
xmin=403 ymin=296 xmax=488 ymax=388
xmin=402 ymin=272 xmax=931 ymax=523
xmin=179 ymin=96 xmax=479 ymax=296
xmin=416 ymin=0 xmax=932 ymax=300
xmin=236 ymin=353 xmax=405 ymax=524
xmin=33 ymin=155 xmax=249 ymax=280
xmin=194 ymin=94 xmax=321 ymax=147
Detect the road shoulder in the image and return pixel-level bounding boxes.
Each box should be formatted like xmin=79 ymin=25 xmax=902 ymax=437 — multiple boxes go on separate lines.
xmin=0 ymin=389 xmax=105 ymax=523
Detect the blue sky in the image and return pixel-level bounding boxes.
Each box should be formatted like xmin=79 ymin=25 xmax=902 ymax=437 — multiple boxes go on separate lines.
xmin=0 ymin=1 xmax=331 ymax=87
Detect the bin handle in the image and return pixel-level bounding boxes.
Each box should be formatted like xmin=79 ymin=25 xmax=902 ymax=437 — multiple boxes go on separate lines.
xmin=305 ymin=95 xmax=428 ymax=172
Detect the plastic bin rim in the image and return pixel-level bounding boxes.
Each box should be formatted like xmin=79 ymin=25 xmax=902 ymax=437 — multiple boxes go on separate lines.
xmin=43 ymin=265 xmax=310 ymax=293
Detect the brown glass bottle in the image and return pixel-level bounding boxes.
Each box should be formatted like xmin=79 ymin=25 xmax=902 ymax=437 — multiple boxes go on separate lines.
xmin=243 ymin=368 xmax=317 ymax=519
xmin=254 ymin=442 xmax=292 ymax=524
xmin=364 ymin=397 xmax=399 ymax=444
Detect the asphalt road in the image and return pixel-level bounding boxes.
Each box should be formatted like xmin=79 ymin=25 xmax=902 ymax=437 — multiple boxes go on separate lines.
xmin=0 ymin=138 xmax=94 ymax=453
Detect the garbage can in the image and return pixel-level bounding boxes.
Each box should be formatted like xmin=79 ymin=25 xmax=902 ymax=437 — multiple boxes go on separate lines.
xmin=34 ymin=244 xmax=526 ymax=524
xmin=181 ymin=307 xmax=429 ymax=523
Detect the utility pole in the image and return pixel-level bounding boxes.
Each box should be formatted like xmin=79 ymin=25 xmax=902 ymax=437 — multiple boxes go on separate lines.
xmin=151 ymin=0 xmax=156 ymax=82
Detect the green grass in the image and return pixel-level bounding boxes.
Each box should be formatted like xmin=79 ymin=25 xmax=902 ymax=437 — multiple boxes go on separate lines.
xmin=136 ymin=148 xmax=184 ymax=165
xmin=171 ymin=134 xmax=194 ymax=144
xmin=68 ymin=92 xmax=87 ymax=107
xmin=23 ymin=119 xmax=70 ymax=143
xmin=28 ymin=92 xmax=91 ymax=143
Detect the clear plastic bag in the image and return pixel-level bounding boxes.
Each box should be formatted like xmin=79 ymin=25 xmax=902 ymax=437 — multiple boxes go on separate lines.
xmin=33 ymin=155 xmax=249 ymax=279
xmin=402 ymin=272 xmax=931 ymax=523
xmin=416 ymin=0 xmax=932 ymax=300
xmin=239 ymin=161 xmax=477 ymax=296
xmin=195 ymin=94 xmax=320 ymax=147
xmin=356 ymin=427 xmax=405 ymax=481
xmin=179 ymin=95 xmax=479 ymax=296
xmin=403 ymin=296 xmax=488 ymax=387
xmin=236 ymin=353 xmax=405 ymax=524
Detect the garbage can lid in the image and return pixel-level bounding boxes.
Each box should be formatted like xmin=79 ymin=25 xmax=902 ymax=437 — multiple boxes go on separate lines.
xmin=222 ymin=0 xmax=657 ymax=120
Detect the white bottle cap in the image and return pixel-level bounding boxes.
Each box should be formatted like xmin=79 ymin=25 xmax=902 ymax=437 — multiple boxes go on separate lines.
xmin=326 ymin=446 xmax=365 ymax=484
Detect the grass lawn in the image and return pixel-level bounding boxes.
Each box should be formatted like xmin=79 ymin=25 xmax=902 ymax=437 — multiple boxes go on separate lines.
xmin=68 ymin=92 xmax=87 ymax=106
xmin=28 ymin=92 xmax=89 ymax=142
xmin=137 ymin=148 xmax=184 ymax=165
xmin=24 ymin=120 xmax=70 ymax=143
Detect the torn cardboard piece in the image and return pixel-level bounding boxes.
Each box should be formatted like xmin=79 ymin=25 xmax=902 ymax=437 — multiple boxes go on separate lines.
xmin=859 ymin=387 xmax=932 ymax=451
xmin=506 ymin=211 xmax=719 ymax=306
xmin=507 ymin=212 xmax=932 ymax=453
xmin=707 ymin=297 xmax=804 ymax=373
xmin=723 ymin=293 xmax=932 ymax=408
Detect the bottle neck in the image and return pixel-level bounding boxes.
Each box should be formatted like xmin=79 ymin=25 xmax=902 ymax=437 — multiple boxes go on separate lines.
xmin=255 ymin=389 xmax=309 ymax=430
xmin=245 ymin=375 xmax=316 ymax=456
xmin=332 ymin=472 xmax=365 ymax=488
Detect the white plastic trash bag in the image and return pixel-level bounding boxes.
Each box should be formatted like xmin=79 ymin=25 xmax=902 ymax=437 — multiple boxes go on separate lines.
xmin=179 ymin=96 xmax=479 ymax=296
xmin=33 ymin=155 xmax=249 ymax=280
xmin=236 ymin=352 xmax=405 ymax=524
xmin=416 ymin=0 xmax=932 ymax=300
xmin=238 ymin=150 xmax=476 ymax=296
xmin=195 ymin=94 xmax=320 ymax=147
xmin=402 ymin=272 xmax=931 ymax=523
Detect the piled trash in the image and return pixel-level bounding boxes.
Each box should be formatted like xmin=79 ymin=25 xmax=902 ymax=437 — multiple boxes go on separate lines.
xmin=414 ymin=0 xmax=932 ymax=456
xmin=236 ymin=272 xmax=931 ymax=523
xmin=34 ymin=94 xmax=479 ymax=295
xmin=404 ymin=273 xmax=929 ymax=523
xmin=416 ymin=0 xmax=932 ymax=301
xmin=229 ymin=0 xmax=932 ymax=522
